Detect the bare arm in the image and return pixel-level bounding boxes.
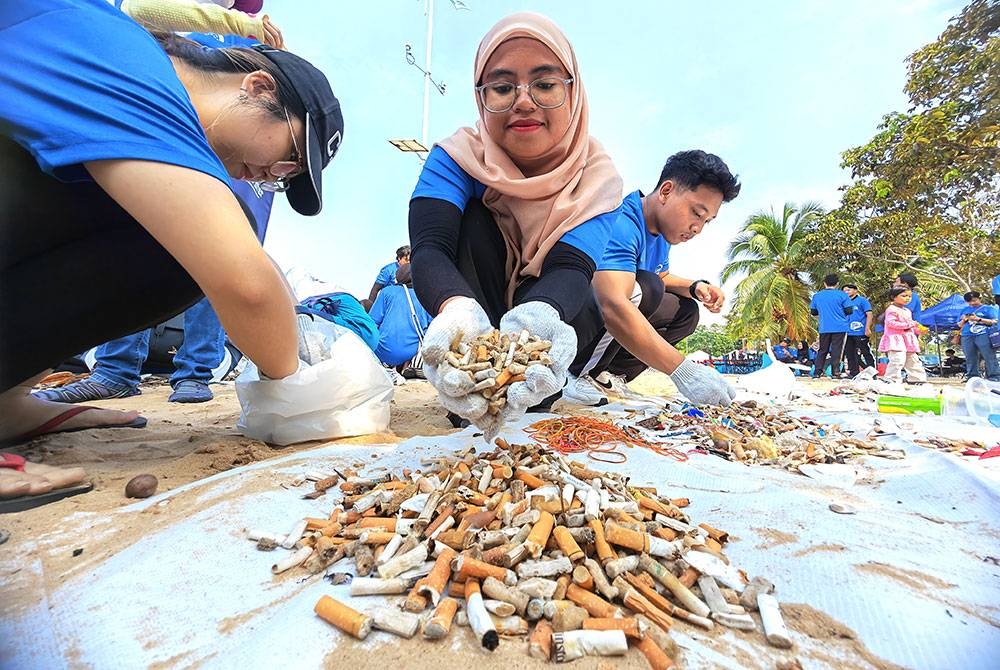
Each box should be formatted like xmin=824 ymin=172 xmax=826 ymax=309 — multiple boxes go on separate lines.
xmin=368 ymin=282 xmax=386 ymax=305
xmin=659 ymin=271 xmax=724 ymax=313
xmin=594 ymin=270 xmax=685 ymax=374
xmin=86 ymin=159 xmax=298 ymax=378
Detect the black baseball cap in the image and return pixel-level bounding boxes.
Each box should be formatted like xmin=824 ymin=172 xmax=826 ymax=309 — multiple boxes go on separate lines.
xmin=253 ymin=45 xmax=343 ymax=216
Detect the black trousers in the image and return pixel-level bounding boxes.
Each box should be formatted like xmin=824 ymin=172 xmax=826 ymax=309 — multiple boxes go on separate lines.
xmin=453 ymin=200 xmax=604 ymax=357
xmin=570 ymin=270 xmax=699 ymax=383
xmin=813 ymin=332 xmax=847 ymax=378
xmin=843 ymin=334 xmax=875 ymax=375
xmin=0 ymin=138 xmax=254 ymax=393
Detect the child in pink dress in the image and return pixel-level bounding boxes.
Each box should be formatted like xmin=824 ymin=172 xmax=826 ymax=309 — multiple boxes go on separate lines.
xmin=878 ymin=287 xmax=928 ymax=384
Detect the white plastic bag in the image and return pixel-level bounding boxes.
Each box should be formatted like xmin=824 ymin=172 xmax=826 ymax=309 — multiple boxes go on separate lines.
xmin=236 ymin=322 xmax=393 ymax=445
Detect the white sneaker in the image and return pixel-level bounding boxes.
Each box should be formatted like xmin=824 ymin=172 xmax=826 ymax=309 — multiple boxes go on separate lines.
xmin=594 ymin=371 xmax=649 ymax=402
xmin=561 ymin=374 xmax=609 ymax=406
xmin=384 ymin=367 xmax=406 ymax=386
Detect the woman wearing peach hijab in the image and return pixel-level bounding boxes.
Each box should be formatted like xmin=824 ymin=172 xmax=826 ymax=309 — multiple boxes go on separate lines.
xmin=408 ymin=12 xmax=623 ymax=438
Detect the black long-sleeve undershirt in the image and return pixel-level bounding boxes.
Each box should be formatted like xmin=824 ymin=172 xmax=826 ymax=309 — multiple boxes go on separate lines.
xmin=408 ymin=196 xmax=597 ymax=321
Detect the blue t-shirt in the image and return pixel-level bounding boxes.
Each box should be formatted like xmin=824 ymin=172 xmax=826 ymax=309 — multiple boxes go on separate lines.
xmin=412 ymin=146 xmax=618 ymax=266
xmin=846 ymin=294 xmax=872 ymax=334
xmin=810 ymin=288 xmax=853 ymax=333
xmin=375 ymin=261 xmax=400 ymax=287
xmin=960 ymin=304 xmax=998 ymax=337
xmin=1 ymin=0 xmax=230 ymax=187
xmin=231 ymin=181 xmax=274 ymax=243
xmin=598 ymin=190 xmax=671 ymax=274
xmin=991 ymin=274 xmax=1000 ymax=296
xmin=369 ymin=285 xmax=433 ymax=366
xmin=904 ymin=292 xmax=922 ymax=319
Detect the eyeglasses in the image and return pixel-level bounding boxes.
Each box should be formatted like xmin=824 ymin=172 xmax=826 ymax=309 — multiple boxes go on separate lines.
xmin=475 ymin=76 xmax=574 ymax=113
xmin=260 ymin=107 xmax=303 ymax=193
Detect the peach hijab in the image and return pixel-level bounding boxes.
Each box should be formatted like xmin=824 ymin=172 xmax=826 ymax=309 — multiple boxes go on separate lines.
xmin=438 ymin=12 xmax=623 ymax=307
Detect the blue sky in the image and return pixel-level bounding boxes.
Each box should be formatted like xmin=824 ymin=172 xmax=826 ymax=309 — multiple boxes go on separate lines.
xmin=262 ymin=0 xmax=960 ymax=320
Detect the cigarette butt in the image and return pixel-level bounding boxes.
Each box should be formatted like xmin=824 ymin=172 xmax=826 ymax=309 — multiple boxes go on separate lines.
xmin=652 ymin=527 xmax=678 ymax=542
xmin=484 ymin=599 xmax=517 ymax=617
xmin=699 ymin=523 xmax=728 ymax=544
xmin=358 ymin=517 xmax=398 ymax=532
xmin=583 ymin=617 xmax=642 ymax=639
xmin=454 ymin=554 xmax=516 ymax=585
xmin=465 ymin=579 xmax=500 ymax=651
xmin=417 ymin=546 xmax=456 ymax=606
xmin=669 ymin=498 xmax=690 ymax=508
xmin=590 ymin=519 xmax=616 ymax=565
xmin=678 ymin=566 xmax=699 ymax=589
xmin=553 ymin=526 xmax=585 ymax=562
xmin=515 ymin=468 xmax=546 ymax=489
xmin=572 ymin=564 xmax=595 ymax=591
xmin=634 ymin=634 xmax=676 ymax=670
xmin=360 ymin=531 xmax=395 ymax=545
xmin=483 ymin=575 xmax=530 ymax=616
xmin=495 ymin=369 xmax=513 ymax=387
xmin=566 ymin=583 xmax=621 ymax=618
xmin=403 ymin=583 xmax=429 ymax=613
xmin=304 ymin=517 xmax=333 ymax=531
xmin=529 ymin=620 xmax=554 ymax=660
xmin=603 ymin=522 xmax=649 ymax=553
xmin=525 ymin=510 xmax=556 ymax=558
xmin=423 ymin=598 xmax=459 ymax=639
xmin=423 ymin=504 xmax=455 ymax=539
xmin=554 ymin=575 xmax=571 ymax=600
xmin=446 ymin=580 xmax=466 ymax=599
xmin=552 ymin=630 xmax=628 ymax=662
xmin=758 ymin=593 xmax=793 ymax=649
xmin=271 ymin=545 xmax=312 ymax=574
xmin=314 ymin=595 xmax=372 ymax=640
xmin=491 ymin=614 xmax=529 ymax=636
xmin=551 ymin=604 xmax=590 ymax=632
xmin=371 ymin=607 xmax=421 ymax=638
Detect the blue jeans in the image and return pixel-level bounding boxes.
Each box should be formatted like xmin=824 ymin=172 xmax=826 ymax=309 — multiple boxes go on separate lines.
xmin=90 ymin=298 xmax=226 ymax=392
xmin=961 ymin=333 xmax=1000 ymax=381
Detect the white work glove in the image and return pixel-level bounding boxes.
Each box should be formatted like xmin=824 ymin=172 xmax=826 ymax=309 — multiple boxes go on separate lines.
xmin=494 ymin=301 xmax=577 ymax=424
xmin=669 ymin=359 xmax=737 ymax=407
xmin=422 ymin=297 xmax=494 ymax=424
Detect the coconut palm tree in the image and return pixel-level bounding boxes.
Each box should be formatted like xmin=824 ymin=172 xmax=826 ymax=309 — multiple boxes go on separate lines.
xmin=722 ymin=202 xmax=827 ymax=343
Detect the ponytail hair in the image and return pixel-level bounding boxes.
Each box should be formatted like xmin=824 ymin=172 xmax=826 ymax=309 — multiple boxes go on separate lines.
xmin=154 ymin=33 xmax=301 ymax=121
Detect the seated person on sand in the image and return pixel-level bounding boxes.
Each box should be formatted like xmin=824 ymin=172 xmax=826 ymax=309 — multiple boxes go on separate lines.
xmin=560 ymin=150 xmax=741 ymax=408
xmin=942 ymin=349 xmax=966 ymax=376
xmin=0 ymin=3 xmax=343 ymax=505
xmin=408 ymin=12 xmax=623 ymax=438
xmin=363 ymin=245 xmax=410 ymax=310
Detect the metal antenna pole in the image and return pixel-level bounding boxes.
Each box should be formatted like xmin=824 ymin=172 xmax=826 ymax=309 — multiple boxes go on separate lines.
xmin=422 ymin=0 xmax=434 ymax=148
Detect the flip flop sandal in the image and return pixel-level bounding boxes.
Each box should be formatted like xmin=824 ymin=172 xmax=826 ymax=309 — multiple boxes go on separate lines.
xmin=0 ymin=406 xmax=147 ymax=449
xmin=0 ymin=481 xmax=94 ymax=514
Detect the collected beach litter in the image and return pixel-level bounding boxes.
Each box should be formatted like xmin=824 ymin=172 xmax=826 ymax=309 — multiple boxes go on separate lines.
xmin=249 ymin=438 xmax=802 ymax=667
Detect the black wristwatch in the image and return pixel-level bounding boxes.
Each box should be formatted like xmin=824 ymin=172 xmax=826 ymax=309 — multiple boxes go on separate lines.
xmin=689 ymin=280 xmax=710 ymax=299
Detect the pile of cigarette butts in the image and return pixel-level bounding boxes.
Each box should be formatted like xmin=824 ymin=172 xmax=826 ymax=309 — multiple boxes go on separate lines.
xmin=250 ymin=438 xmax=799 ymax=668
xmin=631 ymin=400 xmax=905 ymax=472
xmin=442 ymin=329 xmax=554 ymax=417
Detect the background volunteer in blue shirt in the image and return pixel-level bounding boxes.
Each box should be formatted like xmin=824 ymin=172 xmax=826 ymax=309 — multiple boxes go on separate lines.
xmin=0 ymin=0 xmax=343 ymax=447
xmin=364 ymin=245 xmax=410 ymax=310
xmin=369 ymin=264 xmax=433 ymax=369
xmin=408 ymin=13 xmax=623 ymax=438
xmin=565 ymin=150 xmax=740 ymax=408
xmin=809 ymin=274 xmax=854 ymax=378
xmin=958 ymin=291 xmax=1000 ymax=381
xmin=772 ymin=339 xmax=797 ymax=364
xmin=842 ymin=283 xmax=876 ymax=376
xmin=992 ymin=273 xmax=1000 ymax=305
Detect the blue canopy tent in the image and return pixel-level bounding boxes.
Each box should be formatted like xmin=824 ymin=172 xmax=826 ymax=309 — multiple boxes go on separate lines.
xmin=916 ymin=294 xmax=967 ymax=372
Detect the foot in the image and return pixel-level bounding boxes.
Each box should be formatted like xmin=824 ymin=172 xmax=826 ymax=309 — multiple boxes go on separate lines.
xmin=1 ymin=376 xmax=143 ymax=445
xmin=168 ymin=380 xmax=214 ymax=403
xmin=560 ymin=374 xmax=609 ymax=406
xmin=593 ymin=371 xmax=653 ymax=403
xmin=34 ymin=378 xmax=139 ymax=403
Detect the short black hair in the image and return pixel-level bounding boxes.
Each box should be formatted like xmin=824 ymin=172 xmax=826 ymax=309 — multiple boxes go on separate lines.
xmin=842 ymin=283 xmax=857 ymax=290
xmin=781 ymin=338 xmax=791 ymax=343
xmin=396 ymin=245 xmax=411 ymax=260
xmin=655 ymin=150 xmax=741 ymax=202
xmin=897 ymin=272 xmax=918 ymax=288
xmin=823 ymin=273 xmax=839 ymax=287
xmin=945 ymin=348 xmax=956 ymax=354
xmin=964 ymin=290 xmax=981 ymax=301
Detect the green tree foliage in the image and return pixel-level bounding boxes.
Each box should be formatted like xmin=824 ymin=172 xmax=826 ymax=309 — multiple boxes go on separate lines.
xmin=722 ymin=203 xmax=826 ymax=343
xmin=677 ymin=324 xmax=736 ymax=357
xmin=806 ymin=0 xmax=1000 ymax=303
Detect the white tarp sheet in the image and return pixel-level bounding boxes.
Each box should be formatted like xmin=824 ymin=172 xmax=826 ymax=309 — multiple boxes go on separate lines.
xmin=2 ymin=407 xmax=999 ymax=669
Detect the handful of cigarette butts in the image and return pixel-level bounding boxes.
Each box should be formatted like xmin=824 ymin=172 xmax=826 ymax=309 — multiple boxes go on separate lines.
xmin=445 ymin=329 xmax=553 ymax=416
xmin=251 ymin=438 xmax=796 ymax=666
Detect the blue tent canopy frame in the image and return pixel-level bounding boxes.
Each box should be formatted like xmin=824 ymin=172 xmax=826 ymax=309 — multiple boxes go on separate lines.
xmin=917 ymin=294 xmax=966 ymax=331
